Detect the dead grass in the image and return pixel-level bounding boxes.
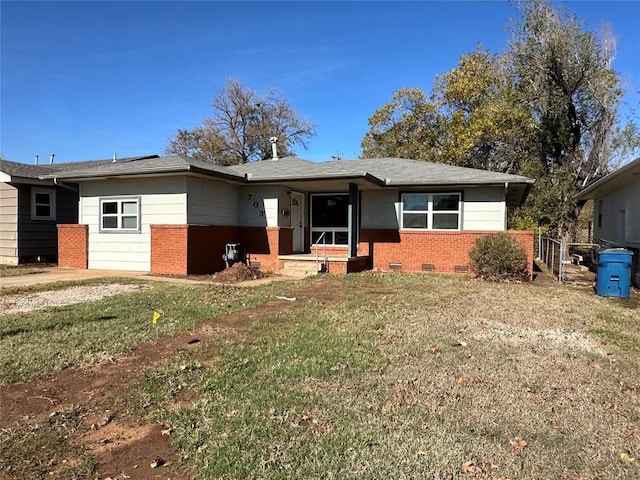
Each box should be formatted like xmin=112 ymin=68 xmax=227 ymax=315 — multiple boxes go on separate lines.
xmin=133 ymin=273 xmax=640 ymax=479
xmin=1 ymin=273 xmax=638 ymax=479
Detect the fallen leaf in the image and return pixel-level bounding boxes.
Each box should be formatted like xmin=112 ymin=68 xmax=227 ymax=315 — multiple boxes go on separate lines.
xmin=509 ymin=437 xmax=527 ymax=456
xmin=620 ymin=452 xmax=635 ymax=463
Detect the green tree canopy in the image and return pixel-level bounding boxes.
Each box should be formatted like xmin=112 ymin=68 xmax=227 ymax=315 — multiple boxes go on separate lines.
xmin=167 ymin=79 xmax=317 ymax=165
xmin=361 ymin=0 xmax=639 ymax=241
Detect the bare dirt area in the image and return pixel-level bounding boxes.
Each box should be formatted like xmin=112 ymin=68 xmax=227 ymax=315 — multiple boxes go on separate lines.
xmin=0 ymin=277 xmax=346 ymax=480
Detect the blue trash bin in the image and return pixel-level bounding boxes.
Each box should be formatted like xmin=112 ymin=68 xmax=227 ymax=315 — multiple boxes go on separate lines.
xmin=596 ymin=249 xmax=633 ymax=298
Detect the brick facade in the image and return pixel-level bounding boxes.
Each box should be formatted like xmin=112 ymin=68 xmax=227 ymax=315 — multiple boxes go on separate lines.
xmin=57 ymin=224 xmax=88 ymax=269
xmin=62 ymin=223 xmax=534 ymax=279
xmin=360 ymin=229 xmax=534 ymax=278
xmin=149 ymin=225 xmax=294 ymax=275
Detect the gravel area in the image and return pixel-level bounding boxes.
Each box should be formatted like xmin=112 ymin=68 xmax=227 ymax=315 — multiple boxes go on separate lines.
xmin=1 ymin=284 xmax=150 ymax=316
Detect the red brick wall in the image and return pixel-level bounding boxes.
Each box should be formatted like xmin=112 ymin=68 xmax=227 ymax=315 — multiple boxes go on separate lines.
xmin=188 ymin=225 xmax=241 ymax=274
xmin=243 ymin=226 xmax=284 ymax=271
xmin=151 ymin=225 xmax=189 ymax=275
xmin=151 ymin=224 xmax=287 ymax=275
xmin=361 ymin=229 xmax=534 ymax=279
xmin=57 ymin=224 xmax=88 ymax=269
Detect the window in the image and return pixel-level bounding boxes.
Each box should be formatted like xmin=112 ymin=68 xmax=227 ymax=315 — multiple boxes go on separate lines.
xmin=310 ymin=194 xmax=349 ymax=245
xmin=401 ymin=193 xmax=461 ymax=230
xmin=100 ymin=197 xmax=140 ymax=233
xmin=31 ymin=188 xmax=56 ymax=220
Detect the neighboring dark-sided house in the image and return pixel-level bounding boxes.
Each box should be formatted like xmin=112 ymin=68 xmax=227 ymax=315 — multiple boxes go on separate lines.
xmin=0 ymin=156 xmax=157 ymax=265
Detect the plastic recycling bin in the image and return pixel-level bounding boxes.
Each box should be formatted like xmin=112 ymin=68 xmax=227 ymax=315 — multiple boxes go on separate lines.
xmin=596 ymin=248 xmax=633 ymax=298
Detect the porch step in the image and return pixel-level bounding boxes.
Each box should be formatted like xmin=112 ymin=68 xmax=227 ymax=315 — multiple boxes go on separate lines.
xmin=282 ymin=260 xmax=322 ymax=277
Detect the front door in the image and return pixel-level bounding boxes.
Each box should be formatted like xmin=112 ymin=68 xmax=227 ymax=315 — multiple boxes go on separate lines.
xmin=291 ymin=192 xmax=304 ymax=252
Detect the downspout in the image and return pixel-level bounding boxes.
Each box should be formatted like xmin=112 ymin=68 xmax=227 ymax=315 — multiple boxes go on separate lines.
xmin=505 ymin=182 xmax=509 ymax=229
xmin=53 ymin=177 xmax=79 ymax=192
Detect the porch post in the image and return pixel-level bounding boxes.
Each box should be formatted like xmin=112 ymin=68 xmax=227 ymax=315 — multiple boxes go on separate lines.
xmin=348 ymin=183 xmax=358 ymax=258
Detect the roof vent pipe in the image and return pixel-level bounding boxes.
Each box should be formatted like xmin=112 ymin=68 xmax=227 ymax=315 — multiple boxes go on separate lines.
xmin=49 ymin=153 xmax=55 ymax=164
xmin=269 ymin=137 xmax=279 ymax=160
xmin=35 ymin=155 xmax=39 ymax=165
xmin=113 ymin=153 xmax=117 ymax=163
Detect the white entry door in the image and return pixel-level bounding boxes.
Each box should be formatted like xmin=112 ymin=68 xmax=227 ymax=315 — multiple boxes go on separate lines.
xmin=291 ymin=192 xmax=304 ymax=252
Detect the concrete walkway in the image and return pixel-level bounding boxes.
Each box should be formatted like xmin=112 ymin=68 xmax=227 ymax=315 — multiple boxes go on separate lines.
xmin=1 ymin=268 xmax=150 ymax=288
xmin=1 ymin=267 xmax=301 ymax=288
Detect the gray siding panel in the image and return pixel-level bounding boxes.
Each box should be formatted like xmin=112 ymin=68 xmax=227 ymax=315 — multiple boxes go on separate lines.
xmin=0 ymin=182 xmax=18 ymax=260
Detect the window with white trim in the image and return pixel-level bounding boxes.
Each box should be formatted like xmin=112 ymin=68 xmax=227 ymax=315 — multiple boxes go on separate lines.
xmin=100 ymin=197 xmax=141 ymax=233
xmin=401 ymin=193 xmax=461 ymax=230
xmin=310 ymin=193 xmax=349 ymax=245
xmin=31 ymin=188 xmax=56 ymax=220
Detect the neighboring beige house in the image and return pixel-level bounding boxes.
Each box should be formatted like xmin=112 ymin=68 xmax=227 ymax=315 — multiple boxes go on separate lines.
xmin=42 ymin=154 xmax=536 ymax=277
xmin=575 ymin=156 xmax=640 ymax=286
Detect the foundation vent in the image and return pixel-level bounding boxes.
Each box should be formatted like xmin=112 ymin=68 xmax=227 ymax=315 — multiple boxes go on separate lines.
xmin=250 ymin=261 xmax=261 ymax=269
xmin=454 ymin=265 xmax=469 ymax=273
xmin=389 ymin=262 xmax=402 ymax=271
xmin=421 ymin=264 xmax=435 ymax=272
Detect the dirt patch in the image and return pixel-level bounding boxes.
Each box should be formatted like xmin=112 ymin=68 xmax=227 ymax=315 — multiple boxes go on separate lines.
xmin=0 ymin=277 xmax=346 ymax=479
xmin=211 ymin=262 xmax=269 ymax=283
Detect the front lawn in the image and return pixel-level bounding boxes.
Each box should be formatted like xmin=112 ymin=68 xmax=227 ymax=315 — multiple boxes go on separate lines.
xmin=1 ymin=273 xmax=638 ymax=479
xmin=135 ymin=274 xmax=639 ymax=479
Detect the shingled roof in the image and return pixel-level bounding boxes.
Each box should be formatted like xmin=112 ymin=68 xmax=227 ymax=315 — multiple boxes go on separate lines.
xmin=0 ymin=155 xmax=159 ymax=181
xmin=4 ymin=154 xmax=534 ymax=206
xmin=230 ymin=156 xmax=533 ymax=186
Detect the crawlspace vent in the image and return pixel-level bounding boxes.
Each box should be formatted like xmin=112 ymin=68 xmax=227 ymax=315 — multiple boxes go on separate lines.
xmin=422 ymin=264 xmax=435 ymax=272
xmin=389 ymin=262 xmax=402 ymax=271
xmin=454 ymin=265 xmax=469 ymax=273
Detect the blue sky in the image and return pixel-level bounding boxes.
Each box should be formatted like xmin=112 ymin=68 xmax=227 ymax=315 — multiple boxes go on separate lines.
xmin=1 ymin=1 xmax=638 ymax=164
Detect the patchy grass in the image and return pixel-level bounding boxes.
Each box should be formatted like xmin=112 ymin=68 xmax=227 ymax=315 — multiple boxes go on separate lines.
xmin=0 ymin=265 xmax=47 ymax=277
xmin=1 ymin=273 xmax=639 ymax=479
xmin=130 ymin=274 xmax=640 ymax=480
xmin=0 ymin=405 xmax=94 ymax=479
xmin=0 ymin=278 xmax=286 ymax=384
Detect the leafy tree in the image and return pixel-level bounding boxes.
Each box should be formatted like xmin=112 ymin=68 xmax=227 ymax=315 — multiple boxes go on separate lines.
xmin=167 ymin=79 xmax=317 ymax=165
xmin=508 ymin=0 xmax=635 ymax=241
xmin=362 ymin=47 xmax=536 ymax=174
xmin=360 ymin=87 xmax=441 ymax=160
xmin=361 ymin=0 xmax=639 ymax=241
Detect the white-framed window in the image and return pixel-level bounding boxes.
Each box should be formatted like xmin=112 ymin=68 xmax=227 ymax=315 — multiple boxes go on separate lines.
xmin=99 ymin=197 xmax=141 ymax=233
xmin=31 ymin=188 xmax=56 ymax=220
xmin=310 ymin=193 xmax=349 ymax=246
xmin=401 ymin=192 xmax=461 ymax=230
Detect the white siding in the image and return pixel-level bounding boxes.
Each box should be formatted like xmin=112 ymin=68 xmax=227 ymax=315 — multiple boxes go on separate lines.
xmin=594 ymin=182 xmax=640 ymax=246
xmin=360 ymin=187 xmax=506 ymax=231
xmin=80 ymin=177 xmax=187 ymax=271
xmin=462 ymin=187 xmax=506 ymax=231
xmin=361 ymin=190 xmax=399 ymax=229
xmin=239 ymin=186 xmax=281 ymax=227
xmin=186 ymin=177 xmax=240 ymax=225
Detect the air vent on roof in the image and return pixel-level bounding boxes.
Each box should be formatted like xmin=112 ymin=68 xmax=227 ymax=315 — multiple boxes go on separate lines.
xmin=269 ymin=137 xmax=279 ymax=160
xmin=113 ymin=153 xmax=117 ymax=163
xmin=49 ymin=153 xmax=55 ymax=164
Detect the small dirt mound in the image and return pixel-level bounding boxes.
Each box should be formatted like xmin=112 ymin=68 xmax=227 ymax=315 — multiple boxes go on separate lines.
xmin=212 ymin=262 xmax=268 ymax=283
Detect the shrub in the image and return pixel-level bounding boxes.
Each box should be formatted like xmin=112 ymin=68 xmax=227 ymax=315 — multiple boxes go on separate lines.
xmin=469 ymin=233 xmax=529 ymax=282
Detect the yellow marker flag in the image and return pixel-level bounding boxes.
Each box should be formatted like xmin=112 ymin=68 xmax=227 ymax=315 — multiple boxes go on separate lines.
xmin=152 ymin=311 xmax=161 ymax=325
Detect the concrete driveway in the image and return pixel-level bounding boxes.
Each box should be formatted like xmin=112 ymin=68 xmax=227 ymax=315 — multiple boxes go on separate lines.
xmin=1 ymin=267 xmax=148 ymax=288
